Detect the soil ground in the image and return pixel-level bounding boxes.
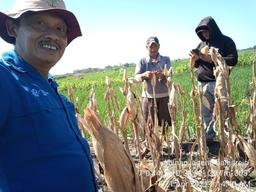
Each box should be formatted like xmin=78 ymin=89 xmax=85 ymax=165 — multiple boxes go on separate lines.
xmin=90 ymin=140 xmax=256 ymax=192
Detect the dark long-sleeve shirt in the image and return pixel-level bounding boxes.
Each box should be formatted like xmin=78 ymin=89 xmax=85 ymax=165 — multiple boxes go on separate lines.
xmin=194 ymin=16 xmax=238 ymax=82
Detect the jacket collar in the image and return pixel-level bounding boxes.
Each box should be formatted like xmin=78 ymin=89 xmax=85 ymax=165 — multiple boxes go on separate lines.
xmin=1 ymin=50 xmax=57 ymax=85
xmin=146 ymin=54 xmax=161 ymax=64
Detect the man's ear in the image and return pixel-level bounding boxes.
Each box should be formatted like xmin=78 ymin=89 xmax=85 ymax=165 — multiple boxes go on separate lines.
xmin=5 ymin=18 xmax=18 ymax=38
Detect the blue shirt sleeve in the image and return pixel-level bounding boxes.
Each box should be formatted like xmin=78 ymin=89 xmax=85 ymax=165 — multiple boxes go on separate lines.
xmin=0 ymin=66 xmax=10 ymax=130
xmin=0 ymin=65 xmax=10 ymax=191
xmin=135 ymin=58 xmax=146 ymax=75
xmin=165 ymin=56 xmax=172 ymax=69
xmin=0 ymin=170 xmax=10 ymax=192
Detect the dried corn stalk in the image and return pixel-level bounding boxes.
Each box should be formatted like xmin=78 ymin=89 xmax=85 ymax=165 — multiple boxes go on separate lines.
xmin=189 ymin=56 xmax=209 ymax=180
xmin=168 ymin=84 xmax=181 ymax=167
xmin=189 ymin=56 xmax=202 ymax=148
xmin=67 ymin=85 xmax=75 ymax=103
xmin=209 ymin=168 xmax=225 ymax=192
xmin=211 ymin=48 xmax=237 ymax=160
xmin=177 ymin=85 xmax=188 ymax=142
xmin=189 ymin=56 xmax=202 ymax=141
xmin=127 ymin=89 xmax=143 ymax=161
xmin=151 ymin=73 xmax=159 ymax=137
xmin=119 ymin=106 xmax=130 ymax=155
xmin=104 ymin=76 xmax=120 ymax=135
xmin=209 ymin=96 xmax=226 ymax=192
xmin=78 ymin=108 xmax=142 ymax=192
xmin=247 ymin=61 xmax=256 ymax=148
xmin=143 ymin=74 xmax=163 ymax=186
xmin=144 ymin=120 xmax=162 ymax=190
xmin=88 ymin=86 xmax=97 ymax=112
xmin=209 ymin=48 xmax=246 ymax=191
xmin=237 ymin=135 xmax=256 ymax=168
xmin=120 ymin=69 xmax=129 ymax=96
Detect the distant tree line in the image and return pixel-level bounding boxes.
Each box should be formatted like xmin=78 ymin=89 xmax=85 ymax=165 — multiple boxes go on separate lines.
xmin=238 ymin=46 xmax=256 ymax=51
xmin=55 ymin=63 xmax=136 ymax=79
xmin=55 ymin=46 xmax=255 ymax=79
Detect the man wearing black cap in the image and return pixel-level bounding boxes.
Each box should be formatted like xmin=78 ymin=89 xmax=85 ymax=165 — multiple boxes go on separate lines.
xmin=191 ymin=16 xmax=238 ymax=142
xmin=135 ymin=36 xmax=172 ymax=128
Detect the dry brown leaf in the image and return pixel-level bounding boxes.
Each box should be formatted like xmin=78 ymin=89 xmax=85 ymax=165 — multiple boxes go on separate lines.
xmin=201 ymin=45 xmax=209 ymax=55
xmin=119 ymin=107 xmax=129 ymax=131
xmin=78 ymin=108 xmax=142 ymax=192
xmin=238 ymin=135 xmax=256 ymax=168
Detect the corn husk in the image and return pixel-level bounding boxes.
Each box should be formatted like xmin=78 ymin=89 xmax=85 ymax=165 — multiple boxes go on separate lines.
xmin=78 ymin=108 xmax=142 ymax=192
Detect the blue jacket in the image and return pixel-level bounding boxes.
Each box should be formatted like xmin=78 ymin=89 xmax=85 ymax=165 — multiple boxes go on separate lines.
xmin=0 ymin=50 xmax=97 ymax=192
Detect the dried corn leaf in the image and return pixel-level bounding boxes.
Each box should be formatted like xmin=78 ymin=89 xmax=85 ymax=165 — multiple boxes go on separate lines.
xmin=78 ymin=108 xmax=142 ymax=192
xmin=127 ymin=89 xmax=137 ymax=121
xmin=237 ymin=135 xmax=256 ymax=168
xmin=200 ymin=45 xmax=209 ymax=55
xmin=119 ymin=107 xmax=129 ymax=131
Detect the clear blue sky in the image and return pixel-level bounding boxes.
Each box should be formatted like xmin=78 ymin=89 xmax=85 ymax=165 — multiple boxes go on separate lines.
xmin=0 ymin=0 xmax=255 ymax=75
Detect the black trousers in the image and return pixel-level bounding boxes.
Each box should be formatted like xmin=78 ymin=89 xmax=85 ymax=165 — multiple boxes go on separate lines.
xmin=142 ymin=96 xmax=172 ymax=127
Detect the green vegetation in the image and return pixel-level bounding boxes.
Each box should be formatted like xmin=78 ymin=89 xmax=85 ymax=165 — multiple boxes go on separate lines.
xmin=57 ymin=49 xmax=256 ymax=137
xmin=238 ymin=49 xmax=256 ymax=66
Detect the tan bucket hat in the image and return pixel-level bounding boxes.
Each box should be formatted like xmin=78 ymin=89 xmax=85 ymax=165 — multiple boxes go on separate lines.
xmin=0 ymin=0 xmax=82 ymax=45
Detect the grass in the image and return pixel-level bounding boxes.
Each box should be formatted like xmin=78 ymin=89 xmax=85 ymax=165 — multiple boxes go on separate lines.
xmin=57 ymin=50 xmax=255 ymax=138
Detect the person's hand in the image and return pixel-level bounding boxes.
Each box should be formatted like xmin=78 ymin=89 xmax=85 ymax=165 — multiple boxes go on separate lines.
xmin=154 ymin=70 xmax=163 ymax=79
xmin=142 ymin=71 xmax=154 ymax=80
xmin=190 ymin=50 xmax=200 ymax=61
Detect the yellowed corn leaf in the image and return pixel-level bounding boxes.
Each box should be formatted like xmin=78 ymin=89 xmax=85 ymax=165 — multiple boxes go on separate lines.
xmin=78 ymin=108 xmax=142 ymax=192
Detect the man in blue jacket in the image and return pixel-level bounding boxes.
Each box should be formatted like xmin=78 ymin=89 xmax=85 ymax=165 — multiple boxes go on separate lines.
xmin=191 ymin=16 xmax=238 ymax=142
xmin=0 ymin=0 xmax=97 ymax=191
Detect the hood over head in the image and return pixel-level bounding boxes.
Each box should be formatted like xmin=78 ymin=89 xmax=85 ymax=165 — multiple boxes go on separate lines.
xmin=195 ymin=16 xmax=222 ymax=42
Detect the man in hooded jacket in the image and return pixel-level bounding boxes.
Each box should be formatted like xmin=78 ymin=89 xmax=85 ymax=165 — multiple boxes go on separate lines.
xmin=191 ymin=16 xmax=238 ymax=142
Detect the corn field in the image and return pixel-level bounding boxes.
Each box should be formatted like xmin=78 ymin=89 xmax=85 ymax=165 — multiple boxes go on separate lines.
xmin=58 ymin=49 xmax=256 ymax=192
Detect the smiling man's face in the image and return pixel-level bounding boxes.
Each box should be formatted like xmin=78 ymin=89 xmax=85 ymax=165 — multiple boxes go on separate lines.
xmin=7 ymin=11 xmax=68 ymax=75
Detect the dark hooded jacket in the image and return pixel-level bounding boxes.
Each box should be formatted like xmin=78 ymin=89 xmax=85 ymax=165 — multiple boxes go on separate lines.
xmin=194 ymin=16 xmax=238 ymax=82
